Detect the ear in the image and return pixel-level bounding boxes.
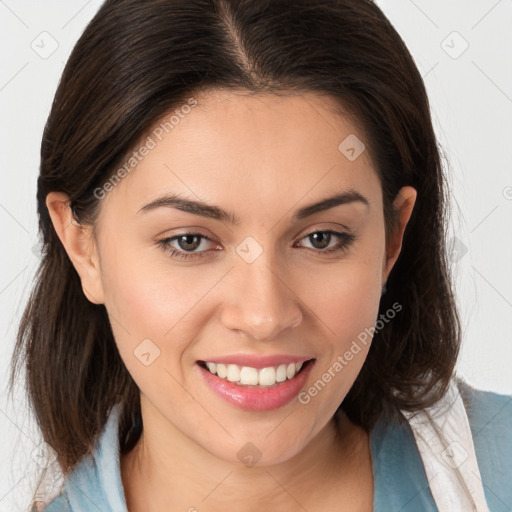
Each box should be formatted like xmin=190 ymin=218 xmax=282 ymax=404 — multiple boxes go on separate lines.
xmin=382 ymin=185 xmax=417 ymax=283
xmin=46 ymin=191 xmax=105 ymax=304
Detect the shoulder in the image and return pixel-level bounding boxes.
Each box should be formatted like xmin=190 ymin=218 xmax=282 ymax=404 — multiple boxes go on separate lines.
xmin=370 ymin=379 xmax=512 ymax=511
xmin=458 ymin=378 xmax=512 ymax=509
xmin=458 ymin=378 xmax=512 ymax=458
xmin=458 ymin=378 xmax=512 ymax=434
xmin=35 ymin=404 xmax=129 ymax=512
xmin=370 ymin=409 xmax=438 ymax=511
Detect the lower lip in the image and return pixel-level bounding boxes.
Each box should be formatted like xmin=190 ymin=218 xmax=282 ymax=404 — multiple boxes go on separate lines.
xmin=197 ymin=360 xmax=315 ymax=411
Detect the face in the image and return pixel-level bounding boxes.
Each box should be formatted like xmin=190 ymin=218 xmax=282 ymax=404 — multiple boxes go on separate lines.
xmin=49 ymin=89 xmax=416 ymax=467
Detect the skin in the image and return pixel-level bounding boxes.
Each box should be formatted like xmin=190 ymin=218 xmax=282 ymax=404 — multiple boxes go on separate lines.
xmin=47 ymin=89 xmax=416 ymax=511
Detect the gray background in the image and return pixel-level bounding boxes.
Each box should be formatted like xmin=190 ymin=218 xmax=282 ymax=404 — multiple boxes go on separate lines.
xmin=1 ymin=1 xmax=511 ymax=510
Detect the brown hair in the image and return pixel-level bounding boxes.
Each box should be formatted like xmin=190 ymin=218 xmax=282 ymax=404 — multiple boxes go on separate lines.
xmin=9 ymin=0 xmax=461 ymax=504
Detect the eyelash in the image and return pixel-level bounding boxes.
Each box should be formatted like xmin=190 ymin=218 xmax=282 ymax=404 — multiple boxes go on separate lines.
xmin=157 ymin=230 xmax=356 ymax=261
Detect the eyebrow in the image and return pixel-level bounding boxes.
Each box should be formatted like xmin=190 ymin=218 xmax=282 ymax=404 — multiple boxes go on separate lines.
xmin=137 ymin=189 xmax=369 ymax=224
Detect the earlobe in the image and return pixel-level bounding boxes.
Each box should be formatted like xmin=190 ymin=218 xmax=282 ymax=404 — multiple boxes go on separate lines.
xmin=45 ymin=191 xmax=105 ymax=304
xmin=383 ymin=186 xmax=417 ymax=281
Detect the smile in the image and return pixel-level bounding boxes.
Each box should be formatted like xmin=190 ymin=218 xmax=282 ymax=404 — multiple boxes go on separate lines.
xmin=196 ymin=359 xmax=316 ymax=411
xmin=200 ymin=360 xmax=306 ymax=387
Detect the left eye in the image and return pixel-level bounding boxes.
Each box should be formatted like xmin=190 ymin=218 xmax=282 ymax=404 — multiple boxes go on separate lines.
xmin=157 ymin=230 xmax=355 ymax=261
xmin=157 ymin=233 xmax=218 ymax=261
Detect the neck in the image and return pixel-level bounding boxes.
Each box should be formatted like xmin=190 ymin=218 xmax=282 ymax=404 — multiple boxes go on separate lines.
xmin=120 ymin=399 xmax=373 ymax=512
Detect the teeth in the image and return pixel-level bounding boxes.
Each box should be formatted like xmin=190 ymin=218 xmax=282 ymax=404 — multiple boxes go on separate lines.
xmin=240 ymin=366 xmax=259 ymax=385
xmin=258 ymin=367 xmax=276 ymax=386
xmin=203 ymin=360 xmax=307 ymax=387
xmin=226 ymin=364 xmax=241 ymax=382
xmin=216 ymin=364 xmax=227 ymax=379
xmin=276 ymin=364 xmax=287 ymax=383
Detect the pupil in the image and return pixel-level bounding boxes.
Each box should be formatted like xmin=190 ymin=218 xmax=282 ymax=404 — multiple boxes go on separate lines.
xmin=311 ymin=232 xmax=330 ymax=249
xmin=178 ymin=234 xmax=200 ymax=251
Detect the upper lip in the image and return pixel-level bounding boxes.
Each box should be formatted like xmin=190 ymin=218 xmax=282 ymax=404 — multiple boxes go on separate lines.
xmin=198 ymin=354 xmax=315 ymax=369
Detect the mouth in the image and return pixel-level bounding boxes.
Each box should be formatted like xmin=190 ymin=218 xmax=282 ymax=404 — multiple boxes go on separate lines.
xmin=195 ymin=358 xmax=316 ymax=411
xmin=197 ymin=358 xmax=315 ymax=388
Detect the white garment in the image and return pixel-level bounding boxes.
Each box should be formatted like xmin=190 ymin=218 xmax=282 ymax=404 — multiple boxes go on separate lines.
xmin=401 ymin=378 xmax=490 ymax=512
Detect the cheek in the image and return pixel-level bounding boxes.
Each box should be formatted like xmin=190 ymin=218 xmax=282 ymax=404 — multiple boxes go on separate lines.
xmin=98 ymin=245 xmax=181 ymax=367
xmin=101 ymin=265 xmax=193 ymax=410
xmin=99 ymin=245 xmax=224 ymax=383
xmin=101 ymin=237 xmax=204 ymax=334
xmin=305 ymin=256 xmax=383 ymax=342
xmin=295 ymin=259 xmax=382 ymax=418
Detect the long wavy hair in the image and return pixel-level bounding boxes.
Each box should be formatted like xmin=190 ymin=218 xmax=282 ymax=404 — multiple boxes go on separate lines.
xmin=9 ymin=0 xmax=461 ymax=505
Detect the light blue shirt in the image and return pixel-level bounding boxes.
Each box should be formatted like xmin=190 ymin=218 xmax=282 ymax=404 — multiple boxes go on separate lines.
xmin=40 ymin=380 xmax=512 ymax=511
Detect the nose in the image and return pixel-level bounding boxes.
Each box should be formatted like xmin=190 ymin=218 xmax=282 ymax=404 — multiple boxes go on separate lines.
xmin=220 ymin=255 xmax=303 ymax=341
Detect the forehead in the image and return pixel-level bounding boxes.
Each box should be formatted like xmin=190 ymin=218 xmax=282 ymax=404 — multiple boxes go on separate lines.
xmin=99 ymin=89 xmax=379 ymax=223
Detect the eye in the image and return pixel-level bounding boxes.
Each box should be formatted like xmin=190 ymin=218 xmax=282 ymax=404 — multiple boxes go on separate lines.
xmin=295 ymin=230 xmax=356 ymax=255
xmin=157 ymin=232 xmax=219 ymax=261
xmin=157 ymin=229 xmax=356 ymax=261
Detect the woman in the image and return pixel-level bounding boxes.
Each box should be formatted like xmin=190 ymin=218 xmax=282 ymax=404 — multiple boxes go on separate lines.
xmin=9 ymin=0 xmax=511 ymax=511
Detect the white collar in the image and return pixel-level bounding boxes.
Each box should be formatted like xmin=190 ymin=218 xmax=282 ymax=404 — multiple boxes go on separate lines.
xmin=401 ymin=377 xmax=490 ymax=512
